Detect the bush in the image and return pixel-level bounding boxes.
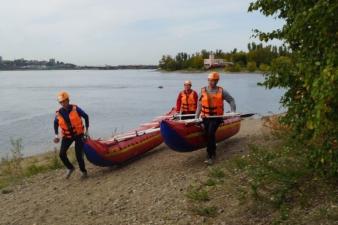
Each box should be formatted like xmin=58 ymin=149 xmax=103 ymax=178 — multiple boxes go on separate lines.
xmin=259 ymin=63 xmax=270 ymax=72
xmin=230 ymin=132 xmax=338 ymax=223
xmin=48 ymin=148 xmax=63 ymax=170
xmin=25 ymin=164 xmax=47 ymax=177
xmin=205 ymin=178 xmax=216 ymax=186
xmin=247 ymin=61 xmax=257 ymax=72
xmin=194 ymin=206 xmax=218 ymax=217
xmin=208 ymin=167 xmax=225 ymax=179
xmin=226 ymin=63 xmax=242 ymax=72
xmin=1 ymin=138 xmax=24 ymax=177
xmin=0 ymin=141 xmax=64 ymax=190
xmin=237 ymin=143 xmax=309 ymax=207
xmin=186 ymin=186 xmax=210 ymax=202
xmin=249 ymin=0 xmax=338 ymax=177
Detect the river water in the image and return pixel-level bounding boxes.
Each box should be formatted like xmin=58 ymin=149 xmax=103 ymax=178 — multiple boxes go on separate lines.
xmin=0 ymin=70 xmax=285 ymax=157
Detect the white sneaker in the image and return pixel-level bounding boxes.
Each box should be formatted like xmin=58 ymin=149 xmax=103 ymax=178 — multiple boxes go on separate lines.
xmin=65 ymin=168 xmax=74 ymax=179
xmin=204 ymin=158 xmax=213 ymax=165
xmin=81 ymin=171 xmax=88 ymax=179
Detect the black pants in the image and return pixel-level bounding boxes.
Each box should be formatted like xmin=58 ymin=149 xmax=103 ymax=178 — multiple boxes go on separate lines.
xmin=59 ymin=135 xmax=87 ymax=172
xmin=202 ymin=118 xmax=222 ymax=159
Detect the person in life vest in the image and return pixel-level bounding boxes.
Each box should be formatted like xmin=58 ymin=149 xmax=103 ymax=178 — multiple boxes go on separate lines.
xmin=176 ymin=80 xmax=198 ymax=119
xmin=196 ymin=72 xmax=236 ymax=165
xmin=53 ymin=91 xmax=89 ymax=179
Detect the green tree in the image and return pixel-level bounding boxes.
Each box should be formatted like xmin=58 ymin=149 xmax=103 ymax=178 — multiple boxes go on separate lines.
xmin=158 ymin=43 xmax=288 ymax=72
xmin=247 ymin=61 xmax=257 ymax=72
xmin=231 ymin=51 xmax=247 ymax=66
xmin=159 ymin=55 xmax=177 ymax=71
xmin=215 ymin=49 xmax=226 ymax=58
xmin=247 ymin=45 xmax=276 ymax=67
xmin=259 ymin=63 xmax=270 ymax=72
xmin=249 ymin=0 xmax=338 ymax=176
xmin=188 ymin=53 xmax=204 ymax=69
xmin=200 ymin=49 xmax=210 ymax=59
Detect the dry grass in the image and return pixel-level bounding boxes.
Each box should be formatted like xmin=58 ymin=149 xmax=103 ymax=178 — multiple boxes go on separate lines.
xmin=262 ymin=114 xmax=289 ymax=131
xmin=0 ymin=139 xmax=74 ymax=190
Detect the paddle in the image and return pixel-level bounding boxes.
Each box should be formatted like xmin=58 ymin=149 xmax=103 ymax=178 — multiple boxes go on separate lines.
xmin=181 ymin=113 xmax=256 ymax=124
xmin=239 ymin=113 xmax=255 ymax=118
xmin=156 ymin=112 xmax=255 ymax=120
xmin=140 ymin=122 xmax=160 ymax=127
xmin=105 ymin=127 xmax=160 ymax=143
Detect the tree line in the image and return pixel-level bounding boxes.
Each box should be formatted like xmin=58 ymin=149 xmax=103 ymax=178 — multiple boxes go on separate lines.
xmin=159 ymin=42 xmax=290 ymax=72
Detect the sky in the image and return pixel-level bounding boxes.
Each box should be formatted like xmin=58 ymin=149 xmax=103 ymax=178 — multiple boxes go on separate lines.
xmin=0 ymin=0 xmax=284 ymax=66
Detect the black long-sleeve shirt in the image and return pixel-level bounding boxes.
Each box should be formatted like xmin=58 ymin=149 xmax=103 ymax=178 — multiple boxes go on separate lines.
xmin=54 ymin=105 xmax=89 ymax=135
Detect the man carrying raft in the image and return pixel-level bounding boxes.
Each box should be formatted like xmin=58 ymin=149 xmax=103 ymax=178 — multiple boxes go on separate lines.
xmin=195 ymin=72 xmax=236 ymax=165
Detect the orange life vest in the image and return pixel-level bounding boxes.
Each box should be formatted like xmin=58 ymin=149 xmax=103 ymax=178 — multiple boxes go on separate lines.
xmin=56 ymin=105 xmax=84 ymax=138
xmin=200 ymin=86 xmax=224 ymax=116
xmin=180 ymin=90 xmax=197 ymax=113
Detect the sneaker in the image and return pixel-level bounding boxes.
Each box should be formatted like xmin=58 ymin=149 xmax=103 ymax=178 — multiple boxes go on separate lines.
xmin=203 ymin=158 xmax=213 ymax=165
xmin=81 ymin=171 xmax=88 ymax=179
xmin=65 ymin=168 xmax=75 ymax=179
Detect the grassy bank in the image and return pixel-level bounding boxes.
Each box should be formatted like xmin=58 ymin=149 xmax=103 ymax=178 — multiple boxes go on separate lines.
xmin=184 ymin=118 xmax=338 ymax=224
xmin=0 ymin=139 xmax=76 ymax=191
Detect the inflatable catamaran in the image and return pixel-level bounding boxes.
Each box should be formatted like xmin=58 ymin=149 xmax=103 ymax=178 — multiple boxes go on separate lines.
xmin=84 ymin=110 xmax=247 ymax=166
xmin=83 ymin=108 xmax=176 ymax=167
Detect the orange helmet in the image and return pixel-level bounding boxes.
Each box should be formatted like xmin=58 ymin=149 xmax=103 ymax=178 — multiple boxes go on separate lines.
xmin=184 ymin=80 xmax=192 ymax=86
xmin=208 ymin=72 xmax=220 ymax=81
xmin=57 ymin=91 xmax=70 ymax=102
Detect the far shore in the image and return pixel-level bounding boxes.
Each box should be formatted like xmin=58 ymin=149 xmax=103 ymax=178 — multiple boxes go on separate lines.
xmin=157 ymin=68 xmax=266 ymax=74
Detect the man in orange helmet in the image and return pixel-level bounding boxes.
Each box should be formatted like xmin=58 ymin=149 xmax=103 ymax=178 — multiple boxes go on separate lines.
xmin=53 ymin=91 xmax=89 ymax=179
xmin=196 ymin=72 xmax=236 ymax=165
xmin=176 ymin=80 xmax=198 ymax=119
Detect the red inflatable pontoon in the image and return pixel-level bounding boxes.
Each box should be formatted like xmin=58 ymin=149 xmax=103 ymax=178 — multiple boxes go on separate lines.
xmin=84 ymin=108 xmax=176 ymax=167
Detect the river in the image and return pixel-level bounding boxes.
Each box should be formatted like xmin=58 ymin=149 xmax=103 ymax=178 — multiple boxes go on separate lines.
xmin=0 ymin=70 xmax=284 ymax=157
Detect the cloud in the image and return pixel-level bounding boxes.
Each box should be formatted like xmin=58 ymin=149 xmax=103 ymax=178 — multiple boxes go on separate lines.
xmin=0 ymin=0 xmax=283 ymax=65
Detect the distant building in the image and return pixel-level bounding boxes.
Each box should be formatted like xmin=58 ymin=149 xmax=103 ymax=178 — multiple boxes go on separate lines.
xmin=204 ymin=54 xmax=233 ymax=69
xmin=0 ymin=56 xmax=2 ymax=64
xmin=49 ymin=58 xmax=56 ymax=65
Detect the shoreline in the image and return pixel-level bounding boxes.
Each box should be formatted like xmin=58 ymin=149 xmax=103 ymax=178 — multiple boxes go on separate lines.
xmin=0 ymin=114 xmax=276 ymax=160
xmin=1 ymin=116 xmax=268 ymax=178
xmin=157 ymin=68 xmax=267 ymax=74
xmin=1 ymin=116 xmax=268 ymax=167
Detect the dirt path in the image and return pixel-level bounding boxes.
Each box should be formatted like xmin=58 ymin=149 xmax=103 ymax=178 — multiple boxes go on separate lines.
xmin=0 ymin=119 xmax=267 ymax=225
